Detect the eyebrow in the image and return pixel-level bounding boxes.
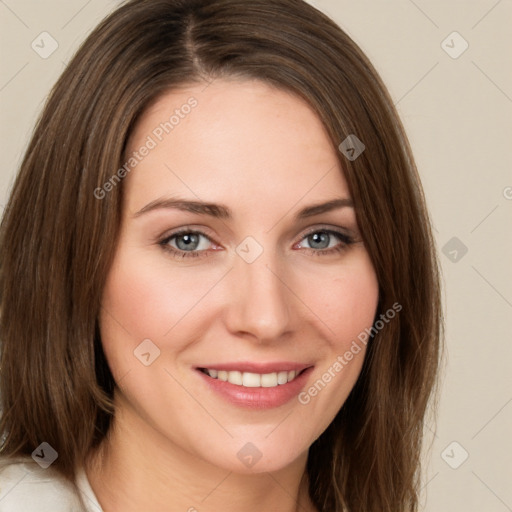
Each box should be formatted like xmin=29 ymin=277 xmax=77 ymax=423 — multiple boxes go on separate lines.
xmin=133 ymin=196 xmax=353 ymax=221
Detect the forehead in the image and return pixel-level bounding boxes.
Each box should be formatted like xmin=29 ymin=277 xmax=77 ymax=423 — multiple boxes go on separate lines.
xmin=124 ymin=79 xmax=350 ymax=215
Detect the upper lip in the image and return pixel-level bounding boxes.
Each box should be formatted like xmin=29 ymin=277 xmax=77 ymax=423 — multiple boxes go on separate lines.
xmin=196 ymin=361 xmax=313 ymax=373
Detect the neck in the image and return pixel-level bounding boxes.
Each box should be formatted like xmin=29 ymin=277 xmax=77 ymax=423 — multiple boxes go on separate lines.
xmin=85 ymin=396 xmax=316 ymax=512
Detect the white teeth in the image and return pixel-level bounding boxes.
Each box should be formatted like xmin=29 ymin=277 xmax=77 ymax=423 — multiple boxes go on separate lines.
xmin=204 ymin=368 xmax=301 ymax=387
xmin=261 ymin=372 xmax=278 ymax=387
xmin=227 ymin=370 xmax=243 ymax=385
xmin=277 ymin=371 xmax=288 ymax=384
xmin=242 ymin=372 xmax=261 ymax=388
xmin=242 ymin=372 xmax=261 ymax=387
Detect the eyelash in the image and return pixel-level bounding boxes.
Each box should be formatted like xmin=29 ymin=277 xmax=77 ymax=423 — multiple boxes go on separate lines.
xmin=158 ymin=226 xmax=355 ymax=260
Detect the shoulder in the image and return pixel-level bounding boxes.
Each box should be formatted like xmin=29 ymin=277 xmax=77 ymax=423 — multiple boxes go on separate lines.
xmin=0 ymin=457 xmax=101 ymax=512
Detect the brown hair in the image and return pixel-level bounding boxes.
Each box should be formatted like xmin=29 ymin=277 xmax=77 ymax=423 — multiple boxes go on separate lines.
xmin=0 ymin=0 xmax=442 ymax=510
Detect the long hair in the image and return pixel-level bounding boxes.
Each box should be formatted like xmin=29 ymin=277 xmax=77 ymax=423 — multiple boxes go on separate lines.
xmin=0 ymin=1 xmax=442 ymax=510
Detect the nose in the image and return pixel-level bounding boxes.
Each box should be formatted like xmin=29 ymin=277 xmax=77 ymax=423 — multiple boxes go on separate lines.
xmin=223 ymin=250 xmax=293 ymax=343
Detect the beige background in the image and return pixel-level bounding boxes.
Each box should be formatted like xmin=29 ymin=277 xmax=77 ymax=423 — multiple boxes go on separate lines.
xmin=1 ymin=0 xmax=511 ymax=510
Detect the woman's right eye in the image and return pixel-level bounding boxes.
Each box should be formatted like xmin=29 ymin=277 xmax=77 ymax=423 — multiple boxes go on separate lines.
xmin=159 ymin=231 xmax=215 ymax=259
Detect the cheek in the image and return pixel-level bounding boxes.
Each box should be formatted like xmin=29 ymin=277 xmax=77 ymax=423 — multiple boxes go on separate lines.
xmin=308 ymin=253 xmax=379 ymax=350
xmin=101 ymin=252 xmax=221 ymax=340
xmin=293 ymin=253 xmax=379 ymax=421
xmin=98 ymin=249 xmax=230 ymax=380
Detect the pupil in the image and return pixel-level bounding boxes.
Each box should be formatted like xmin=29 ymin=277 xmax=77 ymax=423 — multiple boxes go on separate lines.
xmin=309 ymin=232 xmax=329 ymax=249
xmin=177 ymin=233 xmax=199 ymax=251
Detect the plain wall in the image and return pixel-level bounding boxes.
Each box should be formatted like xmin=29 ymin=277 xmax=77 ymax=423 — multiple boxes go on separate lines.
xmin=1 ymin=1 xmax=511 ymax=510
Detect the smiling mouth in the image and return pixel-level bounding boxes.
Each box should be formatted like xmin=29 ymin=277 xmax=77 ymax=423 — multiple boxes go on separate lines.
xmin=198 ymin=368 xmax=308 ymax=388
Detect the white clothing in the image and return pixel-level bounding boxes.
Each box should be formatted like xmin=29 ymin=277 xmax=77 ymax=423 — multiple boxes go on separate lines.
xmin=0 ymin=458 xmax=102 ymax=512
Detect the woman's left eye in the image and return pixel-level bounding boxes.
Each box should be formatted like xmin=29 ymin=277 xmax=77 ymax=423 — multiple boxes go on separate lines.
xmin=295 ymin=229 xmax=353 ymax=255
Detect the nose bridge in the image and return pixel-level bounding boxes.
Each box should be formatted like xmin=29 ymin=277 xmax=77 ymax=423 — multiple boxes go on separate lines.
xmin=225 ymin=243 xmax=291 ymax=341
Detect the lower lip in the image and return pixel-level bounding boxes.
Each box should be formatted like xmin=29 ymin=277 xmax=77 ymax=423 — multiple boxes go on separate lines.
xmin=196 ymin=367 xmax=314 ymax=409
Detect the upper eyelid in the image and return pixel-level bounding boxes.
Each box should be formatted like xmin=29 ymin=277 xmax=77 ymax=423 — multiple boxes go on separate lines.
xmin=300 ymin=225 xmax=352 ymax=237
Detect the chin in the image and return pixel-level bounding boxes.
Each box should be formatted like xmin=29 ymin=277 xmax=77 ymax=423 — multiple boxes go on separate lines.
xmin=191 ymin=430 xmax=313 ymax=475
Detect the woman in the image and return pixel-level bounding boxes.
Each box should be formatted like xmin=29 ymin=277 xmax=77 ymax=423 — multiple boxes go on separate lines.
xmin=0 ymin=0 xmax=442 ymax=511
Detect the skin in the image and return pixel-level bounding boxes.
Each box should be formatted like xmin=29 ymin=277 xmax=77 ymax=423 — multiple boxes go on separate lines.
xmin=86 ymin=79 xmax=379 ymax=512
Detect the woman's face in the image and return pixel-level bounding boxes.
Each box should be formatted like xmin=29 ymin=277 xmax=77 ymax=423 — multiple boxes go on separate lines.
xmin=99 ymin=79 xmax=379 ymax=473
